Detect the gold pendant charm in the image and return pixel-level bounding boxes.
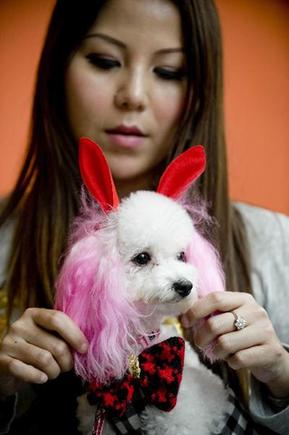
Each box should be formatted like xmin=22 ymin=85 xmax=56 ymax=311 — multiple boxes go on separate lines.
xmin=128 ymin=354 xmax=141 ymax=378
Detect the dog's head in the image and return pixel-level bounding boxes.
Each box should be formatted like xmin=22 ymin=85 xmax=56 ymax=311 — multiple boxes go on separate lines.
xmin=55 ymin=139 xmax=224 ymax=383
xmin=117 ymin=190 xmax=198 ymax=314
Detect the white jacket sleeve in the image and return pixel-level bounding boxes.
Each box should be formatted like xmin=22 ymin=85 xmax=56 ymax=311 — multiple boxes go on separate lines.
xmin=236 ymin=203 xmax=289 ymax=434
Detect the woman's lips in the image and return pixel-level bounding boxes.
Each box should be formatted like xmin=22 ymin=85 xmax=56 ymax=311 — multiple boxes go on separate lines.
xmin=105 ymin=125 xmax=147 ymax=149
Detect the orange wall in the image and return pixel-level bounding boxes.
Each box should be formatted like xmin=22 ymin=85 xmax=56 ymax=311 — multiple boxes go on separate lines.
xmin=0 ymin=0 xmax=55 ymax=194
xmin=217 ymin=0 xmax=289 ymax=215
xmin=1 ymin=0 xmax=289 ymax=215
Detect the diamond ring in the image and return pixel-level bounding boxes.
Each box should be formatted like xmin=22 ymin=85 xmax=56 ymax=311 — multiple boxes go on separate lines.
xmin=232 ymin=311 xmax=247 ymax=331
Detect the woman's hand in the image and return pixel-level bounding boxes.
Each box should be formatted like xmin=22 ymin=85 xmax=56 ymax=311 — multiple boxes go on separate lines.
xmin=181 ymin=291 xmax=289 ymax=398
xmin=0 ymin=308 xmax=88 ymax=396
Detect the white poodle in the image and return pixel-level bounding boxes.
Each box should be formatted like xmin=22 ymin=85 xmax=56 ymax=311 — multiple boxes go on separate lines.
xmin=55 ymin=138 xmax=229 ymax=434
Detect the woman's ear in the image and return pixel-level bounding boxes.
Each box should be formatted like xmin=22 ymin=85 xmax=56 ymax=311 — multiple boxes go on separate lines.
xmin=55 ymin=230 xmax=141 ymax=383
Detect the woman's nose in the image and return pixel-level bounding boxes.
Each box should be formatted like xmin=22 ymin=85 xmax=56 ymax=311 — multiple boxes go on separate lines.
xmin=114 ymin=67 xmax=148 ymax=111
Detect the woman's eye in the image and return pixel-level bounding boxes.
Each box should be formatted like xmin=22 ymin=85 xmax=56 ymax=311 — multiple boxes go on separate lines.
xmin=132 ymin=252 xmax=151 ymax=266
xmin=86 ymin=54 xmax=120 ymax=70
xmin=154 ymin=67 xmax=186 ymax=81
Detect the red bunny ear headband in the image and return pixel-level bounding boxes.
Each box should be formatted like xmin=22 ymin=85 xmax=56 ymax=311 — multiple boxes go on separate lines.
xmin=79 ymin=137 xmax=206 ymax=211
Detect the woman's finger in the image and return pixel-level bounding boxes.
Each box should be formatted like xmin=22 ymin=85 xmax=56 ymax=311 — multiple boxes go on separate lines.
xmin=194 ymin=305 xmax=262 ymax=347
xmin=15 ymin=328 xmax=74 ymax=373
xmin=2 ymin=337 xmax=63 ymax=380
xmin=213 ymin=324 xmax=266 ymax=360
xmin=226 ymin=344 xmax=287 ymax=374
xmin=194 ymin=304 xmax=268 ymax=348
xmin=181 ymin=291 xmax=255 ymax=327
xmin=193 ymin=311 xmax=238 ymax=348
xmin=0 ymin=354 xmax=48 ymax=384
xmin=26 ymin=308 xmax=88 ymax=353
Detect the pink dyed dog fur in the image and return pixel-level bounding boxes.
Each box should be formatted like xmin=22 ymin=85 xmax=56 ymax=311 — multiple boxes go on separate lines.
xmin=55 ymin=192 xmax=225 ymax=383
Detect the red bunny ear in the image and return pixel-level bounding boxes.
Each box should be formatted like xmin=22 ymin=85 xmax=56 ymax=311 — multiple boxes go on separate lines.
xmin=79 ymin=137 xmax=119 ymax=213
xmin=157 ymin=145 xmax=206 ymax=200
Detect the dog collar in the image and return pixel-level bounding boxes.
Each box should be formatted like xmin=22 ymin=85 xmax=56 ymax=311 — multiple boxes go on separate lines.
xmin=137 ymin=329 xmax=161 ymax=352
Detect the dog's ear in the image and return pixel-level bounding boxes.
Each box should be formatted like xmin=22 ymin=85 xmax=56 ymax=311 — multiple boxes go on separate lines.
xmin=79 ymin=137 xmax=119 ymax=213
xmin=157 ymin=145 xmax=206 ymax=201
xmin=186 ymin=229 xmax=225 ymax=297
xmin=186 ymin=230 xmax=225 ymax=361
xmin=55 ymin=232 xmax=141 ymax=383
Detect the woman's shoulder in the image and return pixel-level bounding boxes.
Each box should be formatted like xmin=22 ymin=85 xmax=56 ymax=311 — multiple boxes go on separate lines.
xmin=234 ymin=202 xmax=289 ymax=341
xmin=234 ymin=201 xmax=289 ymax=229
xmin=234 ymin=202 xmax=289 ymax=257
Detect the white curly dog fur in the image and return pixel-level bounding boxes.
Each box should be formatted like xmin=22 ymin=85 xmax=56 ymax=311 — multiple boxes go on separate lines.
xmin=55 ymin=139 xmax=230 ymax=434
xmin=73 ymin=192 xmax=228 ymax=434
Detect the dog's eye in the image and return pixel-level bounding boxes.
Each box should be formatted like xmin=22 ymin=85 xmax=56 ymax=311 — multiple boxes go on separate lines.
xmin=177 ymin=251 xmax=186 ymax=262
xmin=132 ymin=252 xmax=151 ymax=266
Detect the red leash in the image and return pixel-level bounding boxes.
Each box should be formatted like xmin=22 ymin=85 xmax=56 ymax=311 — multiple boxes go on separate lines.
xmin=93 ymin=409 xmax=105 ymax=435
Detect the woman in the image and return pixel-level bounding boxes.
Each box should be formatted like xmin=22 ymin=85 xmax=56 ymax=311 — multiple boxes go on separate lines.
xmin=0 ymin=0 xmax=288 ymax=433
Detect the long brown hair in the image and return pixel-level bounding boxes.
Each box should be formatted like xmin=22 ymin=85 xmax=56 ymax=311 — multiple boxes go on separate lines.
xmin=1 ymin=0 xmax=251 ymax=399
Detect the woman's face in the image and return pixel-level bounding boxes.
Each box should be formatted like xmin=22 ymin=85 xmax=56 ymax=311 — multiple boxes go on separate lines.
xmin=66 ymin=0 xmax=187 ymax=196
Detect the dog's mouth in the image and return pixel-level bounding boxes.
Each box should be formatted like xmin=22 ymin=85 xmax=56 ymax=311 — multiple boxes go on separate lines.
xmin=140 ymin=292 xmax=194 ymax=305
xmin=132 ymin=279 xmax=196 ymax=307
xmin=136 ymin=293 xmax=196 ymax=318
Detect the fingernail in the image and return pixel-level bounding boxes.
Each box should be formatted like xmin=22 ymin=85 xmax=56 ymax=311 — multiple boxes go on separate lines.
xmin=79 ymin=342 xmax=88 ymax=353
xmin=38 ymin=374 xmax=48 ymax=384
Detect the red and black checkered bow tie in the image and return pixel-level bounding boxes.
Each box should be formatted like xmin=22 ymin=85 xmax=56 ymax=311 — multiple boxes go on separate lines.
xmin=88 ymin=336 xmax=185 ymax=418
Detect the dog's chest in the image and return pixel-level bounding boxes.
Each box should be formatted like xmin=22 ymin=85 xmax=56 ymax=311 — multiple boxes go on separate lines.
xmin=77 ymin=340 xmax=228 ymax=435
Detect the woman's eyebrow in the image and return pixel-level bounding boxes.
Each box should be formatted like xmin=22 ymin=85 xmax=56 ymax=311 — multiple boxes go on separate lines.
xmin=155 ymin=47 xmax=184 ymax=55
xmin=84 ymin=32 xmax=184 ymax=55
xmin=84 ymin=33 xmax=126 ymax=49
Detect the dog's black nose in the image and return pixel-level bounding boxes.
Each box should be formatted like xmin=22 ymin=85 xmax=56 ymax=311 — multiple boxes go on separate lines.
xmin=173 ymin=280 xmax=192 ymax=297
